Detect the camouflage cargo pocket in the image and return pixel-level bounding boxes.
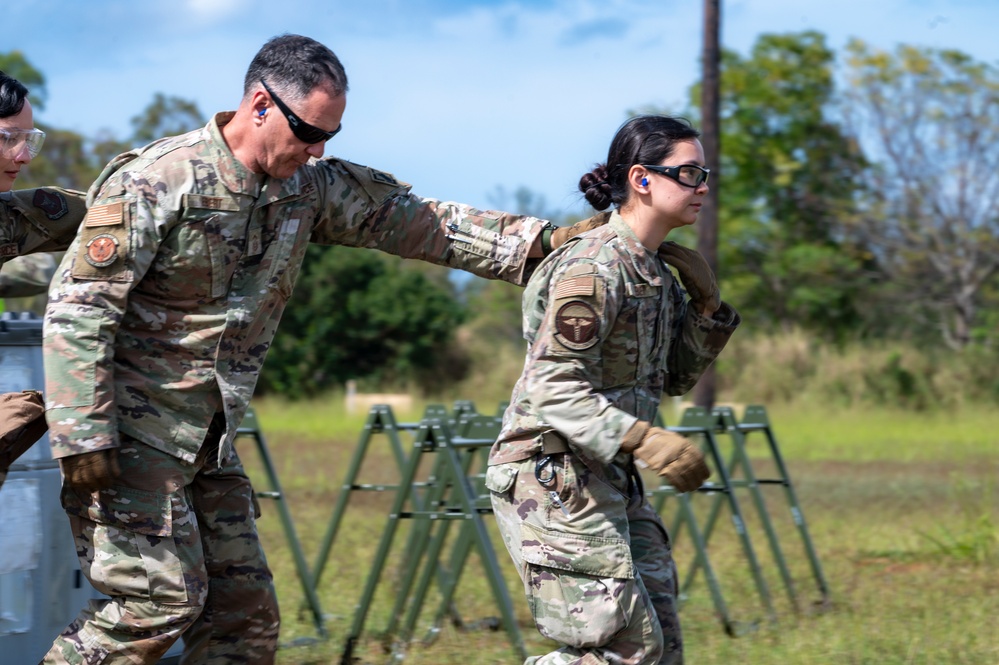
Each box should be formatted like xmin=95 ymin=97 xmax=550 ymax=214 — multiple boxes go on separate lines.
xmin=520 ymin=520 xmax=635 ymax=647
xmin=62 ymin=484 xmax=189 ymax=604
xmin=484 ymin=463 xmax=517 ymax=495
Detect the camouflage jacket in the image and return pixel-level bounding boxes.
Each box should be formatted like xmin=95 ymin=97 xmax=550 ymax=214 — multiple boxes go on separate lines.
xmin=43 ymin=112 xmax=547 ymax=463
xmin=0 ymin=188 xmax=85 ymax=268
xmin=489 ymin=212 xmax=740 ymax=467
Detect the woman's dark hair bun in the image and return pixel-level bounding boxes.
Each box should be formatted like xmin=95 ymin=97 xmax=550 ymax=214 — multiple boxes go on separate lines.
xmin=579 ymin=164 xmax=612 ymax=211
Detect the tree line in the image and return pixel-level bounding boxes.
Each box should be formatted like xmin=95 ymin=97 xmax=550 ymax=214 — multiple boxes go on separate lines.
xmin=5 ymin=31 xmax=998 ymax=398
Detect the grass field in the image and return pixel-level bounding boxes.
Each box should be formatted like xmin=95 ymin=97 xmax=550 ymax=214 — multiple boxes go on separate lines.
xmin=238 ymin=396 xmax=999 ymax=665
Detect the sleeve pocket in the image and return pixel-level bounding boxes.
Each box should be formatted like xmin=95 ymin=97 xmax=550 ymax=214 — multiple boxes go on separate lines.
xmin=42 ymin=302 xmax=107 ymax=408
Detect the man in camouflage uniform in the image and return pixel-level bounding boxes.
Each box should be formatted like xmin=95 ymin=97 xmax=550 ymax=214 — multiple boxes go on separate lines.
xmin=39 ymin=34 xmax=602 ymax=665
xmin=487 ymin=151 xmax=739 ymax=663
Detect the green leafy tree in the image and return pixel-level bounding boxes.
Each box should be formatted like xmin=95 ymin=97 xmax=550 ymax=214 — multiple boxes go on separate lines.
xmin=700 ymin=32 xmax=872 ymax=338
xmin=129 ymin=93 xmax=205 ymax=144
xmin=0 ymin=51 xmax=46 ymax=110
xmin=841 ymin=40 xmax=999 ymax=349
xmin=259 ymin=245 xmax=469 ymax=398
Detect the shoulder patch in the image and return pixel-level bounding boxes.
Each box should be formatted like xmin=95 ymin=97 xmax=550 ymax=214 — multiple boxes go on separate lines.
xmin=32 ymin=189 xmax=70 ymax=220
xmin=334 ymin=159 xmax=411 ymax=207
xmin=85 ymin=202 xmax=124 ymax=228
xmin=84 ymin=233 xmax=120 ymax=267
xmin=554 ymin=275 xmax=594 ymax=299
xmin=72 ymin=199 xmax=132 ymax=282
xmin=554 ymin=300 xmax=600 ymax=350
xmin=369 ymin=169 xmax=399 ymax=186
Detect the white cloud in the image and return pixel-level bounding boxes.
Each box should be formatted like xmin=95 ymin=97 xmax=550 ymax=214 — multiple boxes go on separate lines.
xmin=183 ymin=0 xmax=244 ymax=21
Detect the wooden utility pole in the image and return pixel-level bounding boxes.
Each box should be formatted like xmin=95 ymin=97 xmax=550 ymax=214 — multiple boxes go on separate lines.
xmin=692 ymin=0 xmax=721 ymax=408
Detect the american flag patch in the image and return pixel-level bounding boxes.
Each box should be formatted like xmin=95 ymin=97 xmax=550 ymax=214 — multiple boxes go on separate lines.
xmin=85 ymin=202 xmax=123 ymax=227
xmin=554 ymin=276 xmax=595 ymax=299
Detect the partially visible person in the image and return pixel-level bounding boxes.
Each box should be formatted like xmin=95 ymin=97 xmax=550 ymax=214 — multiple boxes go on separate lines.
xmin=0 ymin=70 xmax=84 ymax=493
xmin=40 ymin=33 xmax=604 ymax=665
xmin=0 ymin=251 xmax=58 ymax=314
xmin=0 ymin=69 xmax=83 ymax=261
xmin=487 ymin=115 xmax=741 ymax=665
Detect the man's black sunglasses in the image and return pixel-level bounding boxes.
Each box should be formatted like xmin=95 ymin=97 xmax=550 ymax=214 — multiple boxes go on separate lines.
xmin=261 ymin=79 xmax=342 ymax=144
xmin=642 ymin=164 xmax=710 ymax=188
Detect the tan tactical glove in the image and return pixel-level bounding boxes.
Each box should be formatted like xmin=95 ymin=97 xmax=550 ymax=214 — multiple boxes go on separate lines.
xmin=60 ymin=449 xmax=121 ymax=492
xmin=658 ymin=241 xmax=720 ymax=316
xmin=620 ymin=420 xmax=710 ymax=493
xmin=0 ymin=390 xmax=49 ymax=473
xmin=546 ymin=211 xmax=612 ymax=252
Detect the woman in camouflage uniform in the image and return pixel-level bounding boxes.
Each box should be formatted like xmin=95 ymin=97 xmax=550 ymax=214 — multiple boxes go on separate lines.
xmin=0 ymin=71 xmax=82 ymax=490
xmin=487 ymin=115 xmax=740 ymax=665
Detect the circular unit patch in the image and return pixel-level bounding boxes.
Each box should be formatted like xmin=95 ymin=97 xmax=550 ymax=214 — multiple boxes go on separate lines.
xmin=554 ymin=300 xmax=599 ymax=350
xmin=84 ymin=233 xmax=120 ymax=268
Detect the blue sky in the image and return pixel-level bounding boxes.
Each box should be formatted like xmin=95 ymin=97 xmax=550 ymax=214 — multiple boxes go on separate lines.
xmin=6 ymin=0 xmax=997 ymax=215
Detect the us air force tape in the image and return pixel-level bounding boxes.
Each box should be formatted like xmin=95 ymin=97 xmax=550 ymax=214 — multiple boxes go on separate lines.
xmin=84 ymin=233 xmax=120 ymax=267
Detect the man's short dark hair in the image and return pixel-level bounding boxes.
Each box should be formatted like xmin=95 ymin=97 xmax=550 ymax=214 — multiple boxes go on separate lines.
xmin=244 ymin=34 xmax=349 ymax=103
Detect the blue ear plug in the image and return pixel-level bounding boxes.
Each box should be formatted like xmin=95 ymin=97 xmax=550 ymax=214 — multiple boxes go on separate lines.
xmin=641 ymin=177 xmax=648 ymax=187
xmin=259 ymin=108 xmax=266 ymax=117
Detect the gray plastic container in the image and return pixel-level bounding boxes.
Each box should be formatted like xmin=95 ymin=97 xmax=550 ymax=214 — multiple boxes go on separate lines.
xmin=0 ymin=313 xmax=181 ymax=663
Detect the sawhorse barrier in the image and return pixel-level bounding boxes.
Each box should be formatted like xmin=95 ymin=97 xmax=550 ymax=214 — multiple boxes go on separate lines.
xmin=338 ymin=408 xmax=525 ymax=665
xmin=236 ymin=408 xmax=328 ymax=642
xmin=649 ymin=405 xmax=829 ymax=635
xmin=302 ymin=400 xmax=828 ymax=660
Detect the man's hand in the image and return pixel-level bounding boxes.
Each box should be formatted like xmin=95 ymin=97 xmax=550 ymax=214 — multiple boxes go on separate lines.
xmin=60 ymin=449 xmax=121 ymax=492
xmin=0 ymin=390 xmax=49 ymax=473
xmin=549 ymin=211 xmax=612 ymax=252
xmin=620 ymin=420 xmax=710 ymax=493
xmin=658 ymin=241 xmax=720 ymax=316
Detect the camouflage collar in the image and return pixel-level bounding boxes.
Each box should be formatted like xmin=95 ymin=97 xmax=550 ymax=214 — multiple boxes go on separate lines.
xmin=210 ymin=112 xmax=265 ymax=197
xmin=211 ymin=112 xmax=311 ymax=204
xmin=609 ymin=211 xmax=664 ymax=286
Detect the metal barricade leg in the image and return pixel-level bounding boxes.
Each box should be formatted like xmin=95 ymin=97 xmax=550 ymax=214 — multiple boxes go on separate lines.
xmin=740 ymin=405 xmax=831 ymax=605
xmin=714 ymin=407 xmax=799 ymax=610
xmin=237 ymin=409 xmax=327 ymax=641
xmin=310 ymin=406 xmax=410 ymax=594
xmin=672 ymin=408 xmax=777 ymax=624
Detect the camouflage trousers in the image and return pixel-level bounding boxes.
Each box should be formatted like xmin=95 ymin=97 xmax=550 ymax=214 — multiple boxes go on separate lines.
xmin=487 ymin=452 xmax=682 ymax=665
xmin=42 ymin=428 xmax=279 ymax=665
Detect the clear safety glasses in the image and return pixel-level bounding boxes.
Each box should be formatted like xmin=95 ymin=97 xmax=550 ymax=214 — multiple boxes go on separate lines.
xmin=0 ymin=128 xmax=46 ymax=160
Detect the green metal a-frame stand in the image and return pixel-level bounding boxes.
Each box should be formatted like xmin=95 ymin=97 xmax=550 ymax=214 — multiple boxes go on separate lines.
xmin=309 ymin=404 xmax=415 ymax=596
xmin=236 ymin=408 xmax=327 ymax=641
xmin=339 ymin=414 xmax=526 ymax=665
xmin=737 ymin=405 xmax=830 ymax=606
xmin=649 ymin=405 xmax=829 ymax=635
xmin=649 ymin=406 xmax=777 ymax=634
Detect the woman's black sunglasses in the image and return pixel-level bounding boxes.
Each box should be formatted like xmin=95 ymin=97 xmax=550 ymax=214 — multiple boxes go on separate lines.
xmin=642 ymin=164 xmax=710 ymax=188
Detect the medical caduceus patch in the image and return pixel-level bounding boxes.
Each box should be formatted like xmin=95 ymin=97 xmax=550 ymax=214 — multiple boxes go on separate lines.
xmin=554 ymin=300 xmax=599 ymax=350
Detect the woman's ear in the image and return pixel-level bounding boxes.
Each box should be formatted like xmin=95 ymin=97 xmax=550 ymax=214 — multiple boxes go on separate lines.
xmin=628 ymin=165 xmax=649 ymax=195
